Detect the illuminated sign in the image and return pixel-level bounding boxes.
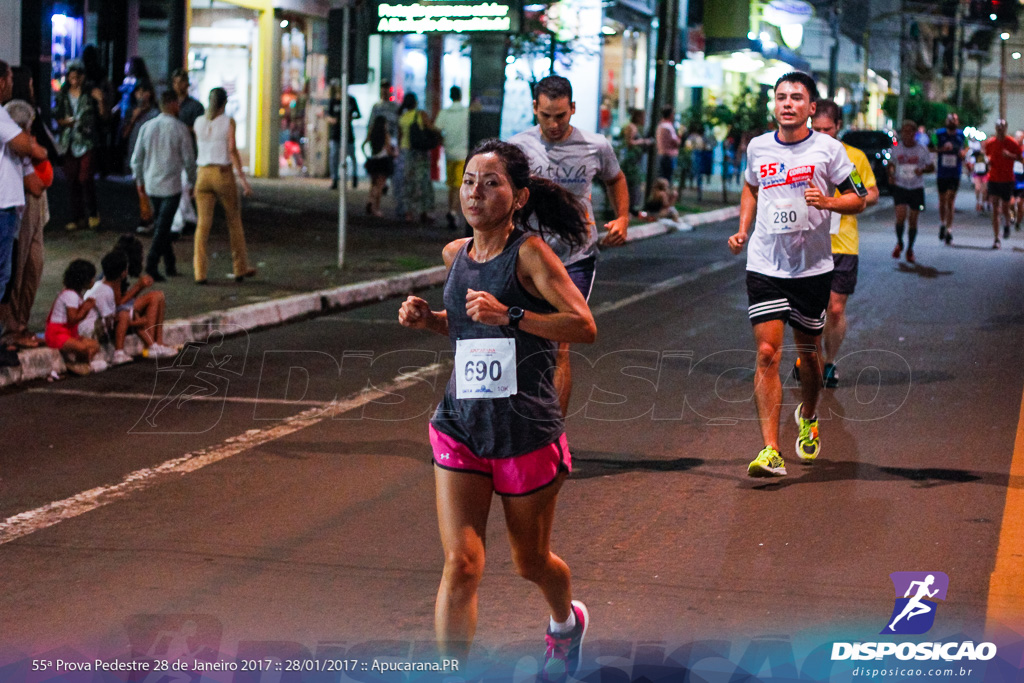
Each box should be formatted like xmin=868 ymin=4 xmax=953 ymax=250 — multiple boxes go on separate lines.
xmin=374 ymin=1 xmax=520 ymax=33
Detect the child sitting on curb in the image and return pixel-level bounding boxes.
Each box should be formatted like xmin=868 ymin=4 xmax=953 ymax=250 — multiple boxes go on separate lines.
xmin=80 ymin=250 xmax=176 ymax=362
xmin=643 ymin=178 xmax=682 ymax=224
xmin=112 ymin=234 xmax=177 ymax=358
xmin=44 ymin=259 xmax=107 ymax=375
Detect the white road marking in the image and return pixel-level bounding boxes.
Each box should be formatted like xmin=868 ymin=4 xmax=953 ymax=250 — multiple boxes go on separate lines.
xmin=9 ymin=254 xmax=743 ymax=544
xmin=27 ymin=387 xmax=336 ymax=406
xmin=0 ymin=363 xmax=444 ymax=546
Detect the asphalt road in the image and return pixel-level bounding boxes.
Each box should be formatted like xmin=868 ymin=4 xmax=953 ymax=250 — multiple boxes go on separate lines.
xmin=1 ymin=187 xmax=1023 ymax=682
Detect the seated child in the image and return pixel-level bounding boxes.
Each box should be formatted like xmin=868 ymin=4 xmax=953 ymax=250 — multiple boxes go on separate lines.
xmin=45 ymin=259 xmax=107 ymax=374
xmin=644 ymin=178 xmax=681 ymax=223
xmin=112 ymin=234 xmax=177 ymax=358
xmin=80 ymin=250 xmax=176 ymax=362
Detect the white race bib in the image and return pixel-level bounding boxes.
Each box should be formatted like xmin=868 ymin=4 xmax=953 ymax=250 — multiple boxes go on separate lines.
xmin=1014 ymin=161 xmax=1024 ymax=175
xmin=975 ymin=162 xmax=988 ymax=175
xmin=829 ymin=211 xmax=841 ymax=235
xmin=455 ymin=337 xmax=517 ymax=399
xmin=941 ymin=154 xmax=959 ymax=169
xmin=765 ymin=197 xmax=810 ymax=234
xmin=897 ymin=165 xmax=918 ymax=182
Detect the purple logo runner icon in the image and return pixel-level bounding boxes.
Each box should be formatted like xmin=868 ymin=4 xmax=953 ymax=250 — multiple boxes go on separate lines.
xmin=881 ymin=571 xmax=949 ymax=635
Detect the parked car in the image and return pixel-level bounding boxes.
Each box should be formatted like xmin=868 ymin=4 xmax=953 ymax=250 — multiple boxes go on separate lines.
xmin=841 ymin=129 xmax=897 ymax=194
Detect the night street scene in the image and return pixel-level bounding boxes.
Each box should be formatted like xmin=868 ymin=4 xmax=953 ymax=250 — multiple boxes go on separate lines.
xmin=2 ymin=0 xmax=1024 ymax=681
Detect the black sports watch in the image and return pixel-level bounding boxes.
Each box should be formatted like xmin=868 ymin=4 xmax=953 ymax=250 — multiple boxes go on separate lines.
xmin=507 ymin=306 xmax=525 ymax=329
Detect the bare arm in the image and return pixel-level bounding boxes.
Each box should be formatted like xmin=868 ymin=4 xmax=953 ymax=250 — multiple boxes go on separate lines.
xmin=728 ymin=182 xmax=759 ymax=253
xmin=601 ymin=171 xmax=632 ymax=246
xmin=24 ymin=171 xmax=44 ymax=198
xmin=66 ymin=299 xmax=97 ymax=326
xmin=865 ymin=184 xmax=879 ymax=207
xmin=397 ymin=239 xmax=467 ymax=336
xmin=461 ymin=237 xmax=596 ymax=344
xmin=8 ymin=131 xmax=48 ymax=162
xmin=805 ymin=186 xmax=867 ymax=215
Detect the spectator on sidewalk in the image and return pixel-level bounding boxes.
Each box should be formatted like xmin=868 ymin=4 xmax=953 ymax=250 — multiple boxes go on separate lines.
xmin=370 ymin=80 xmax=401 ymax=203
xmin=328 ymin=84 xmax=362 ymax=190
xmin=44 ymin=259 xmax=106 ymax=375
xmin=0 ymin=99 xmax=51 ymax=350
xmin=122 ymin=80 xmax=158 ymax=235
xmin=619 ymin=108 xmax=654 ymax=214
xmin=193 ymin=87 xmax=256 ymax=284
xmin=0 ymin=60 xmax=49 ymax=367
xmin=80 ymin=249 xmax=175 ymax=362
xmin=643 ymin=177 xmax=681 ymax=225
xmin=397 ymin=92 xmax=437 ymax=224
xmin=131 ymin=90 xmax=197 ymax=282
xmin=655 ymin=105 xmax=681 ymax=181
xmin=170 ymin=68 xmax=204 ymax=239
xmin=433 ymin=85 xmax=469 ymax=231
xmin=362 ymin=115 xmax=395 ymax=217
xmin=55 ymin=59 xmax=104 ymax=231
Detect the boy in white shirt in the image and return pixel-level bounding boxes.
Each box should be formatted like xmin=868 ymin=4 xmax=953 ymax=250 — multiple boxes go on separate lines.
xmin=81 ymin=249 xmax=176 ymax=361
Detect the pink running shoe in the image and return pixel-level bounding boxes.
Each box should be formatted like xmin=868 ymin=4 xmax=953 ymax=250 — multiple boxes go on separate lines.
xmin=541 ymin=600 xmax=589 ymax=682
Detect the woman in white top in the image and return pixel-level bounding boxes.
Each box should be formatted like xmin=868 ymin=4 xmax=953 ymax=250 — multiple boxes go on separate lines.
xmin=192 ymin=87 xmax=255 ymax=284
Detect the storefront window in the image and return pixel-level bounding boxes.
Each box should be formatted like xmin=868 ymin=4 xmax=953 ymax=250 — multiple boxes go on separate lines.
xmin=188 ymin=1 xmax=259 ymax=169
xmin=280 ymin=18 xmax=308 ymax=176
xmin=50 ymin=11 xmax=84 ymax=99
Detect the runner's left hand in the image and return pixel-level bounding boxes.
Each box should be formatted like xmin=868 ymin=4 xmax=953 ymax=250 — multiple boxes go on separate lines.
xmin=804 ymin=183 xmax=829 ymax=209
xmin=466 ymin=289 xmax=508 ymax=326
xmin=601 ymin=216 xmax=629 ymax=247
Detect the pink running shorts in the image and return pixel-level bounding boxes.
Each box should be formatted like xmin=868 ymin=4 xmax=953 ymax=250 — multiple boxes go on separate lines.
xmin=429 ymin=426 xmax=572 ymax=496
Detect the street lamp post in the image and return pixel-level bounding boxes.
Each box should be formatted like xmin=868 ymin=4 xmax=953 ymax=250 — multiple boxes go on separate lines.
xmin=337 ymin=0 xmax=352 ymax=269
xmin=1000 ymin=31 xmax=1009 ymax=120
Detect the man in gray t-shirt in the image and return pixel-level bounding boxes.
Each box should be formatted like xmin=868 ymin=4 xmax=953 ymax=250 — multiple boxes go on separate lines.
xmin=509 ymin=75 xmax=630 ymax=416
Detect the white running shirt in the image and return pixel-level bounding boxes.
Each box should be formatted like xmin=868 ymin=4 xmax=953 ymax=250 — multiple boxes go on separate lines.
xmin=744 ymin=130 xmax=855 ymax=278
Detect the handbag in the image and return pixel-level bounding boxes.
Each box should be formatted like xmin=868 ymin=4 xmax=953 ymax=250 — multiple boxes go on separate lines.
xmin=408 ymin=112 xmax=442 ymax=151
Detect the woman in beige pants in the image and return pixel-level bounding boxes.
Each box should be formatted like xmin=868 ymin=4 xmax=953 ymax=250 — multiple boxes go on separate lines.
xmin=193 ymin=87 xmax=255 ymax=284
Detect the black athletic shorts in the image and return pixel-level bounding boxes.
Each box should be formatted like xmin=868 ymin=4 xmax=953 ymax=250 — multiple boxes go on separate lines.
xmin=830 ymin=254 xmax=859 ymax=296
xmin=989 ymin=181 xmax=1014 ymax=202
xmin=936 ymin=177 xmax=961 ymax=194
xmin=891 ymin=185 xmax=926 ymax=211
xmin=746 ymin=271 xmax=833 ymax=336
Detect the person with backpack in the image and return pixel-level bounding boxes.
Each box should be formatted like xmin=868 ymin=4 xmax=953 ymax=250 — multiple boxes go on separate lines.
xmin=397 ymin=92 xmax=439 ymax=224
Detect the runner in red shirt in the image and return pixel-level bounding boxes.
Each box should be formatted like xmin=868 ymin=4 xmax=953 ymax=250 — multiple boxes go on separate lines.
xmin=983 ymin=119 xmax=1023 ymax=248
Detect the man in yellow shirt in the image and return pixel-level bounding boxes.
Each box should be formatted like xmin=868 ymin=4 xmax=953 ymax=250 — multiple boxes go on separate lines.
xmin=795 ymin=99 xmax=879 ymax=387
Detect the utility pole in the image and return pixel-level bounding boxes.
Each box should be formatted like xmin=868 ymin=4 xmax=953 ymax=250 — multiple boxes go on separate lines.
xmin=828 ymin=0 xmax=841 ymax=97
xmin=1000 ymin=32 xmax=1008 ymax=120
xmin=337 ymin=0 xmax=352 ymax=269
xmin=897 ymin=7 xmax=907 ymax=126
xmin=954 ymin=0 xmax=967 ymax=109
xmin=646 ymin=0 xmax=679 ymax=189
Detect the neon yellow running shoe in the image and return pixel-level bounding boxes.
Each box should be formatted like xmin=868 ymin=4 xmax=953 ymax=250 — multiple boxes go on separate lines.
xmin=794 ymin=402 xmax=821 ymax=461
xmin=747 ymin=446 xmax=787 ymax=477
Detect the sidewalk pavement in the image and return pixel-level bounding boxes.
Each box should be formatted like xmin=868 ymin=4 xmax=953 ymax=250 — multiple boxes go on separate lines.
xmin=0 ymin=173 xmax=738 ymax=389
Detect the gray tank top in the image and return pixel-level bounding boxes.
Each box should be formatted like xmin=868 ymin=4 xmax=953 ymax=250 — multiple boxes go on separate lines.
xmin=430 ymin=229 xmax=564 ymax=459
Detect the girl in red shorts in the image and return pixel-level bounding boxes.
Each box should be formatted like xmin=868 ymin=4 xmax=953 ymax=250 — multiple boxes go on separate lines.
xmin=398 ymin=140 xmax=596 ymax=682
xmin=45 ymin=259 xmax=104 ymax=373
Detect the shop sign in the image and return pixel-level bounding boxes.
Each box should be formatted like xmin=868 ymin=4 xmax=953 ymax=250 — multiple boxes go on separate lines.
xmin=762 ymin=0 xmax=813 ymax=27
xmin=374 ymin=1 xmax=521 ymax=33
xmin=679 ymin=58 xmax=724 ymax=88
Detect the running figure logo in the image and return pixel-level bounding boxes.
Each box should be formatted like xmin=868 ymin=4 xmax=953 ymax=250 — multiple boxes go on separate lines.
xmin=881 ymin=571 xmax=949 ymax=635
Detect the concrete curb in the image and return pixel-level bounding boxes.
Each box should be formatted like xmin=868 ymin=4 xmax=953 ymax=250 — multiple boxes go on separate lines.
xmin=1 ymin=206 xmax=740 ymax=389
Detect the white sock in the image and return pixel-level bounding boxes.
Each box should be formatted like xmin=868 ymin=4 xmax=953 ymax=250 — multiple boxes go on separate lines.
xmin=549 ymin=610 xmax=576 ymax=635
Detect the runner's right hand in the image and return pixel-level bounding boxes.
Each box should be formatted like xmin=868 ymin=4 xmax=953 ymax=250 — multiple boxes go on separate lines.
xmin=399 ymin=296 xmax=433 ymax=329
xmin=728 ymin=232 xmax=747 ymax=255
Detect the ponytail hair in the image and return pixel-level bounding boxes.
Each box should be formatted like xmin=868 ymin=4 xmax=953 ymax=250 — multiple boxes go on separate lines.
xmin=466 ymin=139 xmax=589 ymax=249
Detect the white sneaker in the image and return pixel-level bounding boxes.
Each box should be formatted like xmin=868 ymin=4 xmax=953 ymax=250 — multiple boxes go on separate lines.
xmin=111 ymin=349 xmax=133 ymax=365
xmin=149 ymin=344 xmax=179 ymax=358
xmin=89 ymin=358 xmax=109 ymax=373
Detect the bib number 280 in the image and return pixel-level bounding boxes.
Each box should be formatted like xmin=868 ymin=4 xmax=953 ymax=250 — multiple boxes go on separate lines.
xmin=773 ymin=209 xmax=798 ymax=224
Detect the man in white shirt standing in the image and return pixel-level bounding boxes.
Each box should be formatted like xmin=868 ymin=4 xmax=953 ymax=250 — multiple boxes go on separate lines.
xmin=510 ymin=75 xmax=631 ymax=416
xmin=131 ymin=90 xmax=197 ymax=282
xmin=728 ymin=72 xmax=867 ymax=478
xmin=434 ymin=85 xmax=469 ymax=232
xmin=0 ymin=60 xmax=48 ymax=367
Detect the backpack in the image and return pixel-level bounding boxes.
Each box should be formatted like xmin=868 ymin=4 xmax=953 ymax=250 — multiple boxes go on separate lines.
xmin=408 ymin=112 xmax=442 ymax=151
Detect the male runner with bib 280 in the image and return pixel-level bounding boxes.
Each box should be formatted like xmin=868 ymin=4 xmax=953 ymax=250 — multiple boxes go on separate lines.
xmin=728 ymin=72 xmax=867 ymax=477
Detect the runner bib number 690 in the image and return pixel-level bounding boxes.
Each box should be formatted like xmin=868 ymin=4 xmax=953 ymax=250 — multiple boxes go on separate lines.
xmin=766 ymin=197 xmax=810 ymax=233
xmin=455 ymin=337 xmax=518 ymax=399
